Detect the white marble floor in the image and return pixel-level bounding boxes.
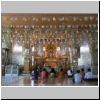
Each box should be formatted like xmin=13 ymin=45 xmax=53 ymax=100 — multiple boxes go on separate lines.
xmin=1 ymin=74 xmax=98 ymax=86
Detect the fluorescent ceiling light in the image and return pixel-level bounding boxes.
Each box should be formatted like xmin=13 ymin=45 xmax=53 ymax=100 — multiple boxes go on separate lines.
xmin=80 ymin=45 xmax=89 ymax=52
xmin=43 ymin=47 xmax=46 ymax=51
xmin=56 ymin=47 xmax=60 ymax=51
xmin=32 ymin=47 xmax=35 ymax=52
xmin=13 ymin=44 xmax=22 ymax=52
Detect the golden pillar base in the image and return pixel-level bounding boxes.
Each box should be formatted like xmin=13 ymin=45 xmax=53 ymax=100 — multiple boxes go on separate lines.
xmin=23 ymin=59 xmax=30 ymax=74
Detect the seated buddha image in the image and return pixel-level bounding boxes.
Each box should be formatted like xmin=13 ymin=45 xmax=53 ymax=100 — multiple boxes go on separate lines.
xmin=46 ymin=43 xmax=56 ymax=58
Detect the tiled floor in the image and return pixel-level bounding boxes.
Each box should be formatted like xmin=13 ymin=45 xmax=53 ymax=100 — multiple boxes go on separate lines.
xmin=1 ymin=74 xmax=98 ymax=86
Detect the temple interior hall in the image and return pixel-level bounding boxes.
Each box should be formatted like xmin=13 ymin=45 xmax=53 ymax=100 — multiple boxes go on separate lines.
xmin=1 ymin=14 xmax=98 ymax=86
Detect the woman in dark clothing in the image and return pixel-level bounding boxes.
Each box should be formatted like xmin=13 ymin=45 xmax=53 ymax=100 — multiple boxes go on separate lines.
xmin=31 ymin=67 xmax=39 ymax=84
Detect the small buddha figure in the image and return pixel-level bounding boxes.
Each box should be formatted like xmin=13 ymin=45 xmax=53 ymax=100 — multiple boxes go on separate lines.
xmin=50 ymin=52 xmax=52 ymax=58
xmin=46 ymin=43 xmax=56 ymax=59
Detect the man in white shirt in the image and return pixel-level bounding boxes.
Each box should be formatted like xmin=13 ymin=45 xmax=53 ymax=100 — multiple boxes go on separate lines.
xmin=84 ymin=68 xmax=93 ymax=79
xmin=74 ymin=70 xmax=81 ymax=84
xmin=67 ymin=69 xmax=73 ymax=78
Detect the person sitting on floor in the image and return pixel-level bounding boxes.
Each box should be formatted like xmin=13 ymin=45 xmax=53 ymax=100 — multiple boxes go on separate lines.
xmin=57 ymin=68 xmax=65 ymax=84
xmin=50 ymin=68 xmax=56 ymax=79
xmin=74 ymin=70 xmax=81 ymax=84
xmin=40 ymin=68 xmax=47 ymax=80
xmin=31 ymin=67 xmax=39 ymax=85
xmin=80 ymin=68 xmax=85 ymax=82
xmin=84 ymin=68 xmax=93 ymax=80
xmin=67 ymin=69 xmax=73 ymax=78
xmin=39 ymin=68 xmax=47 ymax=85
